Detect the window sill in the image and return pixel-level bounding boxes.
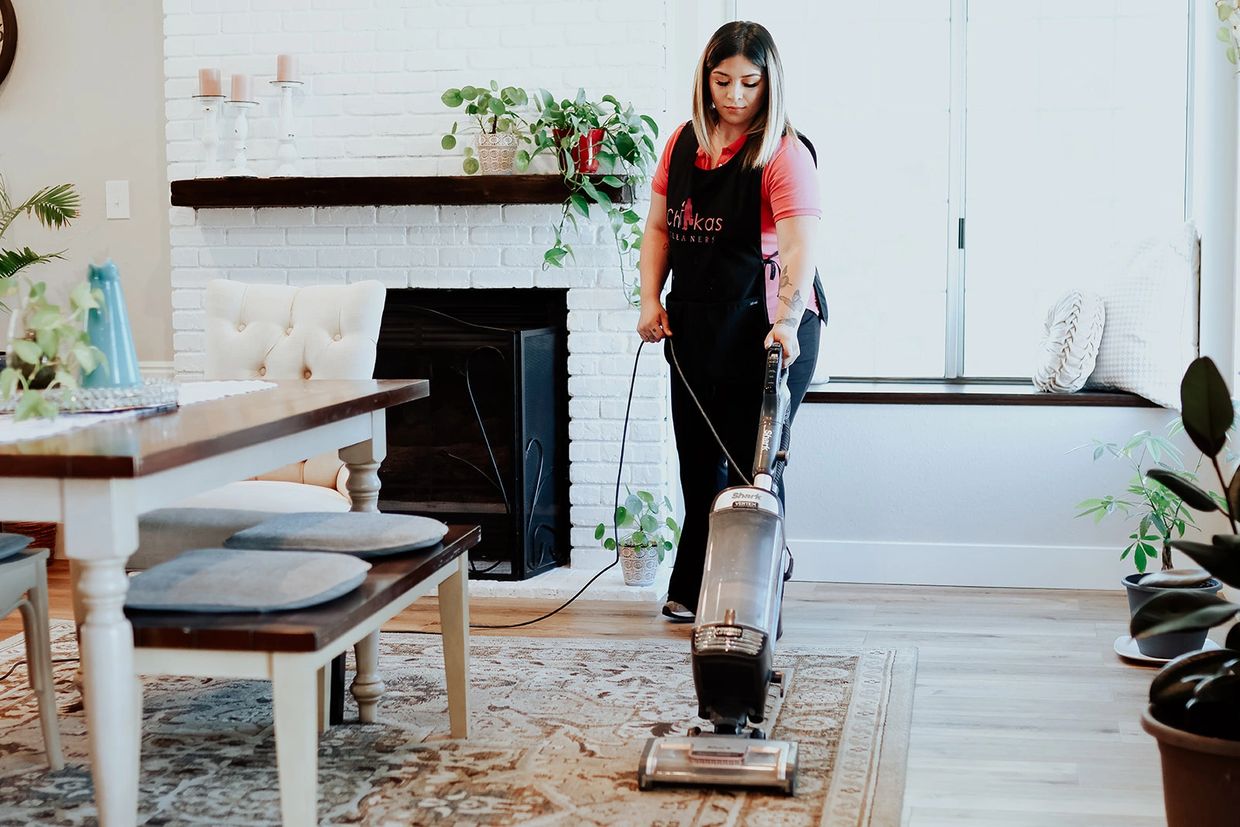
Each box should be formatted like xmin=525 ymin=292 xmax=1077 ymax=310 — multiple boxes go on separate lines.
xmin=803 ymin=381 xmax=1160 ymax=408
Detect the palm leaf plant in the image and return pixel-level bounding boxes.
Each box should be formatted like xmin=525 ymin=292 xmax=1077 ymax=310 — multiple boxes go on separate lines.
xmin=0 ymin=179 xmax=81 ymax=291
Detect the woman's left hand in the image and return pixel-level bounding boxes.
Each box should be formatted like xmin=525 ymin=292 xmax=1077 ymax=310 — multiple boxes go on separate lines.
xmin=764 ymin=322 xmax=800 ymax=367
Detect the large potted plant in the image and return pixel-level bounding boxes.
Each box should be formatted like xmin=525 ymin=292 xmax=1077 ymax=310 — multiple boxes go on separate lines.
xmin=440 ymin=81 xmax=532 ymax=175
xmin=523 ymin=88 xmax=658 ymax=306
xmin=1129 ymin=355 xmax=1240 ymax=826
xmin=1 ymin=179 xmax=79 ymax=302
xmin=594 ymin=489 xmax=680 ymax=587
xmin=1077 ymin=426 xmax=1227 ymax=659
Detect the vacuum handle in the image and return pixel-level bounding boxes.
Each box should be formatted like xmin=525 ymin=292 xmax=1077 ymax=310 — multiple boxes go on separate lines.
xmin=752 ymin=344 xmax=790 ymax=481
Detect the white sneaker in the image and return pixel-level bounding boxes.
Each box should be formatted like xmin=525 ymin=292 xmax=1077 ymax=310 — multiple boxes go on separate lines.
xmin=661 ymin=600 xmax=695 ymax=623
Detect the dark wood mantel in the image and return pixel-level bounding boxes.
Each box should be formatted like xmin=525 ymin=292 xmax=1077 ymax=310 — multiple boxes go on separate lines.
xmin=170 ymin=175 xmax=633 ymax=209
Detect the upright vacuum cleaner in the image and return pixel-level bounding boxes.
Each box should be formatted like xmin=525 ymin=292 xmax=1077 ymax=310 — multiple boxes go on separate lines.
xmin=638 ymin=343 xmax=798 ymax=795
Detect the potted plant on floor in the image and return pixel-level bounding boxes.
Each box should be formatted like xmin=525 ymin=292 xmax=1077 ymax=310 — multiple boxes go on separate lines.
xmin=1076 ymin=426 xmax=1228 ymax=659
xmin=522 ymin=88 xmax=658 ymax=306
xmin=1130 ymin=355 xmax=1240 ymax=826
xmin=440 ymin=81 xmax=532 ymax=175
xmin=594 ymin=489 xmax=680 ymax=587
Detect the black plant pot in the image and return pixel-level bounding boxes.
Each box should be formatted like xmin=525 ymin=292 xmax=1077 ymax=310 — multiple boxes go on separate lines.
xmin=1123 ymin=573 xmax=1222 ymax=659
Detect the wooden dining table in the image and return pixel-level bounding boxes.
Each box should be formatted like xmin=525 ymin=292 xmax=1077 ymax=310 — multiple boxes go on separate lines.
xmin=0 ymin=379 xmax=428 ymax=827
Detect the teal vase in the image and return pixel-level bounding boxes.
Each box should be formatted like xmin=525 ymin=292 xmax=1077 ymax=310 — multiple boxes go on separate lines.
xmin=82 ymin=260 xmax=142 ymax=388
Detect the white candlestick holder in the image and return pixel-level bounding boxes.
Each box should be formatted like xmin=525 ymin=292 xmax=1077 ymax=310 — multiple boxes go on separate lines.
xmin=224 ymin=99 xmax=260 ymax=178
xmin=193 ymin=94 xmax=226 ymax=178
xmin=270 ymin=80 xmax=304 ymax=177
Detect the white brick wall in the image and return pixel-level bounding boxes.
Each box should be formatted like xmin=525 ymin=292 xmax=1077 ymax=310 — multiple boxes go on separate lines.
xmin=163 ymin=0 xmax=674 ymax=570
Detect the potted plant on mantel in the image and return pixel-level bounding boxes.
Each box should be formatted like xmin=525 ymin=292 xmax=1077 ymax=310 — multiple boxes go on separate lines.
xmin=522 ymin=88 xmax=658 ymax=307
xmin=440 ymin=81 xmax=532 ymax=175
xmin=1076 ymin=425 xmax=1229 ymax=660
xmin=594 ymin=489 xmax=680 ymax=587
xmin=1128 ymin=356 xmax=1240 ymax=827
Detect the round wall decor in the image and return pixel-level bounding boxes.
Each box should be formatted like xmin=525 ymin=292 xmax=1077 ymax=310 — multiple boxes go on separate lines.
xmin=0 ymin=0 xmax=16 ymax=89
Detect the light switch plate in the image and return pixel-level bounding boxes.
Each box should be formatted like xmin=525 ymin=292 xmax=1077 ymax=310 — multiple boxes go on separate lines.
xmin=105 ymin=180 xmax=130 ymax=220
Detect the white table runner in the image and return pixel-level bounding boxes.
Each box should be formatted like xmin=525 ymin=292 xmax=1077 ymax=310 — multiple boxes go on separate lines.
xmin=0 ymin=380 xmax=275 ymax=444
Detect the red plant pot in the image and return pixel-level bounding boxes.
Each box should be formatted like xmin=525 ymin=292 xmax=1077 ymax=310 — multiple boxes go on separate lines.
xmin=554 ymin=128 xmax=605 ymax=174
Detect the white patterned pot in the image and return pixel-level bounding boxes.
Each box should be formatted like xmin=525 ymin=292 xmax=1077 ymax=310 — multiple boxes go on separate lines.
xmin=619 ymin=545 xmax=660 ymax=587
xmin=475 ymin=132 xmax=519 ymax=174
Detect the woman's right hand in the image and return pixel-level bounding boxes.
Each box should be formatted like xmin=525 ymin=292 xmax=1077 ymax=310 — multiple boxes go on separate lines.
xmin=637 ymin=301 xmax=673 ymax=343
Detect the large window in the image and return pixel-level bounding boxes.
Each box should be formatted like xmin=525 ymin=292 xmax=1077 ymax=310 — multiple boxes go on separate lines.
xmin=735 ymin=1 xmax=1189 ymax=380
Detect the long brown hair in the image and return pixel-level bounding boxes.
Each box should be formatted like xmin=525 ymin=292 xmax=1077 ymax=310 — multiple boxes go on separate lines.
xmin=690 ymin=21 xmax=794 ymax=169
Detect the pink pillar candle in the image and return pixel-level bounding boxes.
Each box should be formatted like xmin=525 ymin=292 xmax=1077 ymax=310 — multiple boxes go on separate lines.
xmin=229 ymin=73 xmax=252 ymax=102
xmin=276 ymin=54 xmax=299 ymax=83
xmin=198 ymin=68 xmax=222 ymax=97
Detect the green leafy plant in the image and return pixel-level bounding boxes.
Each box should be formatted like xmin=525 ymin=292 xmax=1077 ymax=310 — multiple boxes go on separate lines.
xmin=0 ymin=179 xmax=81 ymax=303
xmin=1130 ymin=356 xmax=1240 ymax=739
xmin=0 ymin=278 xmax=105 ymax=420
xmin=1075 ymin=426 xmax=1222 ymax=573
xmin=526 ymin=88 xmax=657 ymax=306
xmin=440 ymin=81 xmax=532 ymax=175
xmin=594 ymin=489 xmax=681 ymax=563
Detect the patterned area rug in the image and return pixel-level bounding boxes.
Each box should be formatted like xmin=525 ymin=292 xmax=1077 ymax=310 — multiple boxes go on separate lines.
xmin=0 ymin=622 xmax=915 ymax=826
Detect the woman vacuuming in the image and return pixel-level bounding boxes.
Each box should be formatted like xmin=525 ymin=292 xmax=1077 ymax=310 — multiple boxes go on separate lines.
xmin=635 ymin=20 xmax=826 ymax=622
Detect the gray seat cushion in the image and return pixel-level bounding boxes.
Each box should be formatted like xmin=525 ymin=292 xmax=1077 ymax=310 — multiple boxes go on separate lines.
xmin=224 ymin=512 xmax=449 ymax=559
xmin=0 ymin=533 xmax=33 ymax=563
xmin=125 ymin=548 xmax=370 ymax=613
xmin=131 ymin=508 xmax=278 ymax=571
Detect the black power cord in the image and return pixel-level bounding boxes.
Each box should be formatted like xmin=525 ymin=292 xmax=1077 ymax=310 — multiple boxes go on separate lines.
xmin=392 ymin=332 xmax=773 ymax=634
xmin=467 ymin=339 xmax=646 ymax=630
xmin=0 ymin=657 xmax=79 ymax=685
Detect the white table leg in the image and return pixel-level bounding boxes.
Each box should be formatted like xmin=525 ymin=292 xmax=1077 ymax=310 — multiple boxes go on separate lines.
xmin=77 ymin=558 xmax=141 ymax=826
xmin=341 ymin=412 xmax=387 ymax=722
xmin=340 ymin=410 xmax=385 ymax=515
xmin=315 ymin=666 xmax=330 ymax=735
xmin=272 ymin=656 xmax=320 ymax=827
xmin=351 ymin=632 xmax=385 ymax=723
xmin=21 ymin=556 xmax=64 ymax=770
xmin=438 ymin=556 xmax=471 ymax=739
xmin=65 ymin=480 xmax=141 ymax=827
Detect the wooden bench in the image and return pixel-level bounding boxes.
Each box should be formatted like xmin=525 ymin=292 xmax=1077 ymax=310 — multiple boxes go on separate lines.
xmin=127 ymin=524 xmax=480 ymax=827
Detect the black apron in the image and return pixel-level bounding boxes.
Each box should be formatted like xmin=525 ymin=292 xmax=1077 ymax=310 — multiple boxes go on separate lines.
xmin=663 ymin=124 xmax=827 ymax=383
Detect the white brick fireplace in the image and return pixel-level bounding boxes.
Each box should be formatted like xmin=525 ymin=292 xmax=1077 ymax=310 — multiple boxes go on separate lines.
xmin=162 ymin=0 xmax=675 ymax=578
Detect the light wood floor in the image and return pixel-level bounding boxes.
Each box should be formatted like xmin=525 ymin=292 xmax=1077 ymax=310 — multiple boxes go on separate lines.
xmin=1 ymin=561 xmax=1169 ymax=826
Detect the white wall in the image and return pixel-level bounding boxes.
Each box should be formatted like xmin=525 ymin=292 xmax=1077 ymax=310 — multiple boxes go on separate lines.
xmin=0 ymin=0 xmax=171 ymax=363
xmin=154 ymin=0 xmax=1235 ymax=587
xmin=163 ymin=0 xmax=674 ymax=566
xmin=786 ymin=402 xmax=1232 ymax=588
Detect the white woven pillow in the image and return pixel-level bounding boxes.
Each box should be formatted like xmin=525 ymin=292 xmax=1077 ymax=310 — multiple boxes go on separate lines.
xmin=1086 ymin=223 xmax=1199 ymax=408
xmin=1032 ymin=291 xmax=1105 ymax=393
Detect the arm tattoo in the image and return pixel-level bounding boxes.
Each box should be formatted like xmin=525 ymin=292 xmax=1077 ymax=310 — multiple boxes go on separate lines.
xmin=774 ymin=264 xmax=804 ymax=328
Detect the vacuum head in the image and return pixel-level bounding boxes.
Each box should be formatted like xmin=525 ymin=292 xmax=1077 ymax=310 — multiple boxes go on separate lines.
xmin=638 ymin=734 xmax=797 ymax=794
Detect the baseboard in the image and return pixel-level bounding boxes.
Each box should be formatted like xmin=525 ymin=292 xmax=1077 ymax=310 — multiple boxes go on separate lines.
xmin=787 ymin=538 xmax=1125 ymax=589
xmin=141 ymin=361 xmax=176 ymax=379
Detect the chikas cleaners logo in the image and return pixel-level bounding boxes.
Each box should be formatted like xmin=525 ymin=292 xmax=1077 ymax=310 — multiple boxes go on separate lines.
xmin=667 ymin=197 xmax=724 ymax=244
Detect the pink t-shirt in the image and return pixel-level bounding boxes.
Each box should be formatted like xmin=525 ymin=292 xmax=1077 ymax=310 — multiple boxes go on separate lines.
xmin=652 ymin=122 xmax=822 ymax=318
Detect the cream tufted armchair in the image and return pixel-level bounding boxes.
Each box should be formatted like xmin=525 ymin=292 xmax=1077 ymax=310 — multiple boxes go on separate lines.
xmin=129 ymin=279 xmax=387 ymax=568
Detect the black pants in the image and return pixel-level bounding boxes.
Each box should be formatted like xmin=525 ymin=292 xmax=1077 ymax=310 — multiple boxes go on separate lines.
xmin=666 ymin=311 xmax=821 ymax=610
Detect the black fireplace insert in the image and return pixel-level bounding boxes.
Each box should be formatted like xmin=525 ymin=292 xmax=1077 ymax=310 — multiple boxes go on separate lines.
xmin=373 ymin=288 xmax=569 ymax=580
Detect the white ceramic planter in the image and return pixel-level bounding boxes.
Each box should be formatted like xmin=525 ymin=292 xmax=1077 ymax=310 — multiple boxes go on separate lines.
xmin=619 ymin=545 xmax=660 ymax=587
xmin=475 ymin=132 xmax=519 ymax=174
